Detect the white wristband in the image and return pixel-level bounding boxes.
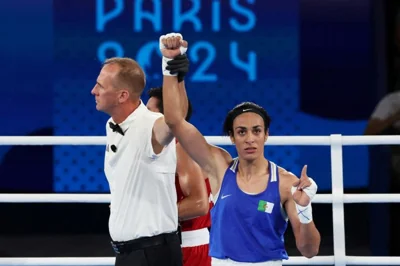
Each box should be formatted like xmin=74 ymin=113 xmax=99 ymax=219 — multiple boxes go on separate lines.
xmin=162 ymin=56 xmax=175 ymax=76
xmin=295 ymin=202 xmax=313 ymax=224
xmin=291 ymin=177 xmax=317 ymax=224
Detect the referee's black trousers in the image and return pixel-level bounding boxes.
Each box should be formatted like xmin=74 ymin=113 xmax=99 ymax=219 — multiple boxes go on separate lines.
xmin=111 ymin=231 xmax=183 ymax=266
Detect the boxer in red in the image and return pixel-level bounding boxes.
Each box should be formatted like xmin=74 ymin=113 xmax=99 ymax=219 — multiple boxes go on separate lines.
xmin=147 ymin=86 xmax=213 ymax=266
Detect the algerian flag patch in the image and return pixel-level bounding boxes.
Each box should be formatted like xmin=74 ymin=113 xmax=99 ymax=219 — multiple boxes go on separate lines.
xmin=257 ymin=200 xmax=274 ymax=214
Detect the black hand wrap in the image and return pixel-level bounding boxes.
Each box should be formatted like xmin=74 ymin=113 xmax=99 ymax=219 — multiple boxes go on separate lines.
xmin=166 ymin=54 xmax=189 ymax=83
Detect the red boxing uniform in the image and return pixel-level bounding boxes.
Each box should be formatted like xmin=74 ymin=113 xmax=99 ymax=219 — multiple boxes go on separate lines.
xmin=176 ymin=174 xmax=213 ymax=266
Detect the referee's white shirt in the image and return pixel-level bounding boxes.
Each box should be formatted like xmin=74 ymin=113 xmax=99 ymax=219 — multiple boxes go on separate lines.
xmin=104 ymin=101 xmax=177 ymax=242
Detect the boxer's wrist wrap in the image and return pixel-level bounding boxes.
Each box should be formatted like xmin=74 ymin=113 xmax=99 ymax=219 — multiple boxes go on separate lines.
xmin=296 ymin=202 xmax=313 ymax=224
xmin=166 ymin=54 xmax=189 ymax=83
xmin=291 ymin=178 xmax=317 ymax=224
xmin=162 ymin=57 xmax=175 ymax=76
xmin=303 ymin=178 xmax=317 ymax=200
xmin=159 ymin=33 xmax=187 ymax=77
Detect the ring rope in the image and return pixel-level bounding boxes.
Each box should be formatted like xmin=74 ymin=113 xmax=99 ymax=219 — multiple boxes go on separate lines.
xmin=0 ymin=134 xmax=399 ymax=266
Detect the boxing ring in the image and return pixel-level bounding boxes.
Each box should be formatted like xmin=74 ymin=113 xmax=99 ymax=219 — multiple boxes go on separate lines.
xmin=0 ymin=134 xmax=399 ymax=266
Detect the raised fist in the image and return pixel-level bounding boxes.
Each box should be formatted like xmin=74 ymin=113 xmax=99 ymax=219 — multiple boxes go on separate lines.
xmin=159 ymin=33 xmax=188 ymax=59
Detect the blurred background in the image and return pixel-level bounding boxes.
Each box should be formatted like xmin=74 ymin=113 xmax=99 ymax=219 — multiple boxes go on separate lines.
xmin=0 ymin=0 xmax=399 ymax=262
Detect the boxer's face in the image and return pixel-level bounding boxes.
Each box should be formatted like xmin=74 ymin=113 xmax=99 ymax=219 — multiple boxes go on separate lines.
xmin=230 ymin=112 xmax=268 ymax=161
xmin=146 ymin=97 xmax=161 ymax=113
xmin=91 ymin=64 xmax=123 ymax=114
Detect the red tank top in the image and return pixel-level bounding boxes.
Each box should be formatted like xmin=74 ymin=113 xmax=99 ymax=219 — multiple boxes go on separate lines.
xmin=175 ymin=174 xmax=214 ymax=231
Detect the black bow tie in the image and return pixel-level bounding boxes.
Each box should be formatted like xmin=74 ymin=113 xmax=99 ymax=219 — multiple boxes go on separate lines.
xmin=109 ymin=122 xmax=125 ymax=136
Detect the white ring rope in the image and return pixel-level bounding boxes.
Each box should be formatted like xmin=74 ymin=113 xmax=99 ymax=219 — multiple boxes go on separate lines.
xmin=0 ymin=134 xmax=399 ymax=266
xmin=2 ymin=256 xmax=400 ymax=265
xmin=0 ymin=193 xmax=399 ymax=203
xmin=0 ymin=135 xmax=399 ymax=146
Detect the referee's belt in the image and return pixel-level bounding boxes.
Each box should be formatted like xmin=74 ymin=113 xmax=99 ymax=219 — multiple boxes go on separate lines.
xmin=111 ymin=231 xmax=180 ymax=254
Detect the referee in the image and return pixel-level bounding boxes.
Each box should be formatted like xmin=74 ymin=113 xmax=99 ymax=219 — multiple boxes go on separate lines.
xmin=91 ymin=35 xmax=189 ymax=266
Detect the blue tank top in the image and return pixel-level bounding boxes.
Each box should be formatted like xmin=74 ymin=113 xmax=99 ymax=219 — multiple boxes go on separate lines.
xmin=209 ymin=159 xmax=289 ymax=263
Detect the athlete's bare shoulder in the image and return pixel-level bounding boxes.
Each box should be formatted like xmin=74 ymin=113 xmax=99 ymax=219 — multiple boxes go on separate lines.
xmin=210 ymin=144 xmax=232 ymax=165
xmin=277 ymin=166 xmax=299 ymax=183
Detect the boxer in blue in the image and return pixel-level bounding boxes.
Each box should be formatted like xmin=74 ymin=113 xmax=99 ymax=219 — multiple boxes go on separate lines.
xmin=160 ymin=33 xmax=321 ymax=266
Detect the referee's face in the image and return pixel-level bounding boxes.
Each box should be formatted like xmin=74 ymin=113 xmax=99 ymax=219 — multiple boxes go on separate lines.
xmin=92 ymin=64 xmax=121 ymax=114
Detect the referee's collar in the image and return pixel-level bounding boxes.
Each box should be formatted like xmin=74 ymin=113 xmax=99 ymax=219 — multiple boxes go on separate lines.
xmin=110 ymin=101 xmax=147 ymax=132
